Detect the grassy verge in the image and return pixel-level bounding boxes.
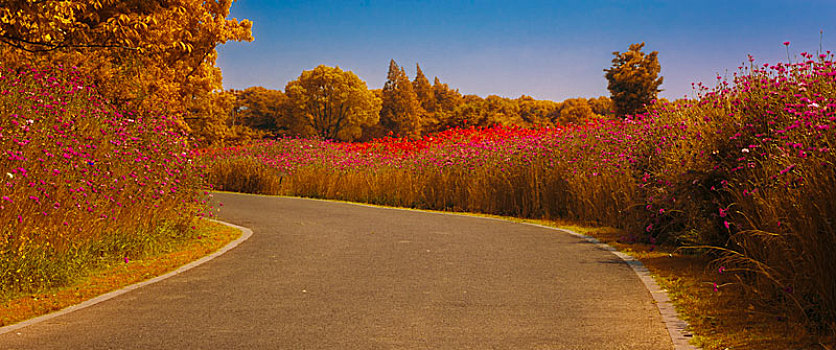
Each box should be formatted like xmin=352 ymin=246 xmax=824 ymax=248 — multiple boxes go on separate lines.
xmin=0 ymin=220 xmax=240 ymax=328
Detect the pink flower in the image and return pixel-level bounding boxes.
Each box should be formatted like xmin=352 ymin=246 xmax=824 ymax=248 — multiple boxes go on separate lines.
xmin=783 ymin=41 xmax=790 ymax=46
xmin=779 ymin=164 xmax=796 ymax=175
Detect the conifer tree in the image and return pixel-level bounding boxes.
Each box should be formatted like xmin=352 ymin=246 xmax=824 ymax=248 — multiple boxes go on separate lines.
xmin=413 ymin=63 xmax=439 ymax=133
xmin=604 ymin=42 xmax=663 ymax=117
xmin=412 ymin=64 xmax=435 ymax=112
xmin=380 ymin=59 xmax=422 ymax=138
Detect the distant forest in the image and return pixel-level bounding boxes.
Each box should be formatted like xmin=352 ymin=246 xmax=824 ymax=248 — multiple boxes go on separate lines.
xmin=200 ymin=60 xmax=617 ymax=143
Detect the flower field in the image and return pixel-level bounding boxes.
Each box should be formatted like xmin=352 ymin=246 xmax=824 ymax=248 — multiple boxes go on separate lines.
xmin=2 ymin=51 xmax=833 ymax=344
xmin=204 ymin=53 xmax=836 ymax=334
xmin=0 ymin=66 xmax=209 ymax=300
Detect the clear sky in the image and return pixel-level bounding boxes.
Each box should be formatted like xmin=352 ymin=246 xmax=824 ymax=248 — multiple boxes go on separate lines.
xmin=216 ymin=0 xmax=836 ymax=102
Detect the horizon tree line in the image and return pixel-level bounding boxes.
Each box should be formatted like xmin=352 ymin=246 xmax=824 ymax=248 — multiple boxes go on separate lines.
xmin=212 ymin=42 xmax=662 ymax=144
xmin=220 ymin=60 xmax=622 ymax=143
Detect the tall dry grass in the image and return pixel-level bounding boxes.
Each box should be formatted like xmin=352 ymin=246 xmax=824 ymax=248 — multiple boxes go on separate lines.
xmin=0 ymin=66 xmax=208 ymax=299
xmin=641 ymin=53 xmax=836 ymax=330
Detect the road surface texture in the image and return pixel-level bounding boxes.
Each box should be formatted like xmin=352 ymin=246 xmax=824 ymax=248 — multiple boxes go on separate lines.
xmin=0 ymin=192 xmax=672 ymax=349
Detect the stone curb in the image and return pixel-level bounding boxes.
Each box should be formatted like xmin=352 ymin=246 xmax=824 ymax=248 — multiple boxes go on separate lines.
xmin=522 ymin=223 xmax=698 ymax=350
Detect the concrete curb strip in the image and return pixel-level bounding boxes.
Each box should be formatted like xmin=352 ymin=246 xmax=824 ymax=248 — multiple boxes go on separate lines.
xmin=0 ymin=220 xmax=253 ymax=336
xmin=523 ymin=223 xmax=699 ymax=350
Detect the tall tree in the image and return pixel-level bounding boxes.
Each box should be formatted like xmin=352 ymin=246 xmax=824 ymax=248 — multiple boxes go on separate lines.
xmin=284 ymin=65 xmax=381 ymax=141
xmin=380 ymin=59 xmax=421 ymax=138
xmin=412 ymin=63 xmax=439 ymax=133
xmin=604 ymin=42 xmax=663 ymax=117
xmin=412 ymin=64 xmax=435 ymax=112
xmin=0 ymin=0 xmax=253 ymax=117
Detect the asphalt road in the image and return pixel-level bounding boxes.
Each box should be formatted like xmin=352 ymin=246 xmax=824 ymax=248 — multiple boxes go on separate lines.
xmin=0 ymin=192 xmax=672 ymax=349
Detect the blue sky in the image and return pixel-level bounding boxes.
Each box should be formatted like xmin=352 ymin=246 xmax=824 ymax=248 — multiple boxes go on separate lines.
xmin=217 ymin=0 xmax=836 ymax=102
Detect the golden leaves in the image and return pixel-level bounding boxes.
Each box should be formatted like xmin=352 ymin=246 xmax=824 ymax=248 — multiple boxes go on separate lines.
xmin=605 ymin=42 xmax=664 ymax=116
xmin=285 ymin=65 xmax=382 ymax=141
xmin=0 ymin=0 xmax=253 ymax=117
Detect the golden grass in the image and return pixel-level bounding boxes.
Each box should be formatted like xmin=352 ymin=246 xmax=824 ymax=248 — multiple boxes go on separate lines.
xmin=0 ymin=220 xmax=240 ymax=328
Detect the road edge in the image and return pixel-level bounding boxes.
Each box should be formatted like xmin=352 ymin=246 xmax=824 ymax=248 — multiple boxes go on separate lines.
xmin=0 ymin=220 xmax=254 ymax=336
xmin=283 ymin=195 xmax=698 ymax=350
xmin=522 ymin=222 xmax=698 ymax=350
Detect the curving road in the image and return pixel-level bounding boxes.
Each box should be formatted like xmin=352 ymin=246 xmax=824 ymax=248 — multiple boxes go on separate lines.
xmin=0 ymin=192 xmax=672 ymax=349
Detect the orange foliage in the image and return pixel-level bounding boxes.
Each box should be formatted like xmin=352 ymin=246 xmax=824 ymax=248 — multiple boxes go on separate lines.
xmin=0 ymin=0 xmax=253 ymax=121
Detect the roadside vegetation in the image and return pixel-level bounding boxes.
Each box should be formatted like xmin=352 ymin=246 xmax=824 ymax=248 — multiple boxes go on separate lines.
xmin=0 ymin=0 xmax=249 ymax=323
xmin=2 ymin=2 xmax=834 ymax=348
xmin=203 ymin=51 xmax=836 ymax=348
xmin=0 ymin=66 xmax=214 ymax=302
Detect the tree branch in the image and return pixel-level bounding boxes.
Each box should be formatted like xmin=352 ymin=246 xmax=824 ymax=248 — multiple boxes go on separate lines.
xmin=0 ymin=35 xmax=141 ymax=53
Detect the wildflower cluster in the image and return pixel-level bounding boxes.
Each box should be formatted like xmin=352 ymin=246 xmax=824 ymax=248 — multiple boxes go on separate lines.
xmin=0 ymin=66 xmax=208 ymax=297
